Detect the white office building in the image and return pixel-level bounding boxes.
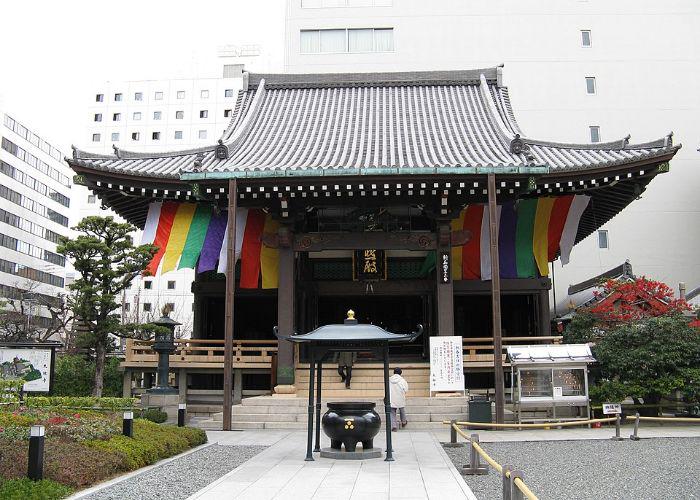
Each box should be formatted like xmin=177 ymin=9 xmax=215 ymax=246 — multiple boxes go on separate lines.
xmin=78 ymin=52 xmax=262 ymax=335
xmin=284 ymin=0 xmax=700 ymax=312
xmin=0 ymin=111 xmax=73 ymax=329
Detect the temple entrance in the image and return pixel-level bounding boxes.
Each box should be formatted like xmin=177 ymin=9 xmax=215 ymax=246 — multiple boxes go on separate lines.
xmin=317 ymin=295 xmax=427 ymax=360
xmin=454 ymin=294 xmax=539 ymax=339
xmin=199 ymin=295 xmax=277 ymax=341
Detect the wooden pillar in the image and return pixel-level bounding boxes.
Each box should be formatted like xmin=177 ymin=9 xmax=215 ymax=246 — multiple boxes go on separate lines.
xmin=178 ymin=369 xmax=187 ymax=403
xmin=538 ymin=289 xmax=551 ymax=337
xmin=487 ymin=174 xmax=505 ymax=424
xmin=277 ymin=239 xmax=295 ymax=385
xmin=223 ymin=178 xmax=238 ymax=431
xmin=436 ymin=223 xmax=454 ymax=336
xmin=122 ymin=370 xmax=131 ymax=398
xmin=233 ymin=368 xmax=243 ymax=404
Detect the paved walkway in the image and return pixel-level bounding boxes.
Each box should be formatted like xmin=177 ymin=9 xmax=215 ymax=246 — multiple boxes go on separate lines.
xmin=188 ymin=430 xmax=476 ymax=500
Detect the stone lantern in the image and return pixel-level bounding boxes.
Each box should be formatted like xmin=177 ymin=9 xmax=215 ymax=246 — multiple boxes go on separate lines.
xmin=148 ymin=311 xmax=180 ymax=395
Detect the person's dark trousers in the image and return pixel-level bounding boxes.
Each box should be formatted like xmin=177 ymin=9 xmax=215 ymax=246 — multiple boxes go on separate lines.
xmin=345 ymin=366 xmax=352 ymax=388
xmin=338 ymin=366 xmax=352 ymax=387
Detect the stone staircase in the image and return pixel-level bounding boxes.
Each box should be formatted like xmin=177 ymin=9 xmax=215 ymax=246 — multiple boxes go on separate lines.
xmin=294 ymin=362 xmax=432 ymax=398
xmin=193 ymin=395 xmax=468 ymax=430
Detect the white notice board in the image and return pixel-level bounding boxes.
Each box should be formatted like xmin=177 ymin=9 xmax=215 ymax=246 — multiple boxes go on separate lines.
xmin=429 ymin=336 xmax=465 ymax=395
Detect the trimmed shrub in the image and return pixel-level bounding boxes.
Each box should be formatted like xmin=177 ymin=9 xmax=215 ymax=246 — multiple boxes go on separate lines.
xmin=0 ymin=478 xmax=72 ymax=500
xmin=52 ymin=355 xmax=123 ymax=397
xmin=140 ymin=408 xmax=168 ymax=423
xmin=86 ymin=420 xmax=207 ymax=470
xmin=26 ymin=396 xmax=137 ymax=410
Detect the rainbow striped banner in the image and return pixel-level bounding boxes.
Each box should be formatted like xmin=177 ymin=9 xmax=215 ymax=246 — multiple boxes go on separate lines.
xmin=142 ymin=204 xmax=279 ymax=289
xmin=450 ymin=195 xmax=590 ymax=280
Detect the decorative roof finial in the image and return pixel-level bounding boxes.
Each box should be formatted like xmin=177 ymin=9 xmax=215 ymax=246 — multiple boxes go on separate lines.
xmin=112 ymin=144 xmax=121 ymax=159
xmin=71 ymin=145 xmax=78 ymax=160
xmin=215 ymin=139 xmax=230 ymax=160
xmin=664 ymin=131 xmax=674 ymax=147
xmin=347 ymin=309 xmax=355 ymax=320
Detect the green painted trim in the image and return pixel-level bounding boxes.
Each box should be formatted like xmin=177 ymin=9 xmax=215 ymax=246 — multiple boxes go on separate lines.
xmin=180 ymin=165 xmax=549 ymax=181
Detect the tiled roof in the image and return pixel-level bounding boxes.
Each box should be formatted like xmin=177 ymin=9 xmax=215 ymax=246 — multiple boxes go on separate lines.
xmin=69 ymin=68 xmax=679 ymax=179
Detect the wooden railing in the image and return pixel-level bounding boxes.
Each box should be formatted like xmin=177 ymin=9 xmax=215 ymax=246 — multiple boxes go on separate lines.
xmin=462 ymin=336 xmax=563 ymax=366
xmin=122 ymin=338 xmax=278 ymax=368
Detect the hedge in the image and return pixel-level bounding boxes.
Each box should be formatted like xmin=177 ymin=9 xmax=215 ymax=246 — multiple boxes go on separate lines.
xmin=52 ymin=355 xmax=123 ymax=397
xmin=0 ymin=478 xmax=72 ymax=500
xmin=25 ymin=396 xmax=137 ymax=410
xmin=86 ymin=419 xmax=207 ymax=470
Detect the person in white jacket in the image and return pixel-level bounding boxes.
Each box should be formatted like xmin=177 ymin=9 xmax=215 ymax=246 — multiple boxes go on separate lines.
xmin=389 ymin=367 xmax=409 ymax=431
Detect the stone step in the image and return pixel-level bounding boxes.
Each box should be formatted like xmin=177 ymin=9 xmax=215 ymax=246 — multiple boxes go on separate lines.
xmin=300 ymin=390 xmax=431 ymax=398
xmin=230 ymin=404 xmax=467 ymax=416
xmin=295 ymin=382 xmax=431 ymax=391
xmin=239 ymin=395 xmax=468 ymax=406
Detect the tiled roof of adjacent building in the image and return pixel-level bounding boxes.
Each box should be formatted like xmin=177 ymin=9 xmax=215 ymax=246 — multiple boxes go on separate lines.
xmin=68 ymin=67 xmax=679 ymax=179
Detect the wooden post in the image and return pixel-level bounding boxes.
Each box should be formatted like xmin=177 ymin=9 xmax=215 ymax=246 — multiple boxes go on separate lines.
xmin=277 ymin=243 xmax=295 ymax=385
xmin=487 ymin=174 xmax=505 ymax=424
xmin=436 ymin=224 xmax=454 ymax=336
xmin=538 ymin=289 xmax=551 ymax=337
xmin=223 ymin=178 xmax=238 ymax=431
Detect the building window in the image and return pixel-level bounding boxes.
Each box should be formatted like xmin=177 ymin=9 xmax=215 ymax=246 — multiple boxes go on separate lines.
xmin=585 ymin=77 xmax=596 ymax=94
xmin=598 ymin=230 xmax=609 ymax=249
xmin=94 ymin=113 xmax=102 ymax=122
xmin=167 ymin=280 xmax=176 ymax=290
xmin=174 ymin=131 xmax=183 ymax=140
xmin=144 ymin=280 xmax=153 ymax=289
xmin=153 ymin=111 xmax=162 ymax=120
xmin=154 ymin=91 xmax=163 ymax=100
xmin=123 ymin=302 xmax=130 ymax=312
xmin=224 ymin=89 xmax=234 ymax=97
xmin=143 ymin=303 xmax=152 ymax=312
xmin=131 ymin=132 xmax=140 ymax=141
xmin=198 ymin=130 xmax=207 ymax=139
xmin=589 ymin=126 xmax=600 ymax=143
xmin=199 ymin=110 xmax=208 ymax=118
xmin=96 ymin=94 xmax=104 ymax=102
xmin=133 ymin=112 xmax=142 ymax=120
xmin=201 ymin=90 xmax=209 ymax=98
xmin=152 ymin=132 xmax=161 ymax=140
xmin=111 ymin=132 xmax=120 ymax=142
xmin=177 ymin=91 xmax=185 ymax=99
xmin=176 ymin=111 xmax=184 ymax=119
xmin=114 ymin=93 xmax=123 ymax=102
xmin=224 ymin=109 xmax=232 ymax=117
xmin=87 ymin=194 xmax=96 ymax=204
xmin=134 ymin=92 xmax=143 ymax=101
xmin=113 ymin=113 xmax=121 ymax=121
xmin=301 ymin=28 xmax=394 ymax=54
xmin=581 ymin=30 xmax=592 ymax=47
xmin=92 ymin=133 xmax=101 ymax=142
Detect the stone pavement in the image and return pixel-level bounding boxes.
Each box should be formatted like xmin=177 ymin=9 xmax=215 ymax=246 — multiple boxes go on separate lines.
xmin=187 ymin=430 xmax=476 ymax=500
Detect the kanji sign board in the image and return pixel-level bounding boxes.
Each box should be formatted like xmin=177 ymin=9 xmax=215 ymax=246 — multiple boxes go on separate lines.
xmin=429 ymin=336 xmax=465 ymax=394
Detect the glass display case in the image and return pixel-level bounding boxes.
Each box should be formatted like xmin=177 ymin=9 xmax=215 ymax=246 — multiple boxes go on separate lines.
xmin=507 ymin=345 xmax=595 ymax=423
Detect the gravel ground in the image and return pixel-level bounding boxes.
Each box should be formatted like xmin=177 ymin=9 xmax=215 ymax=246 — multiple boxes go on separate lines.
xmin=444 ymin=438 xmax=700 ymax=500
xmin=82 ymin=444 xmax=267 ymax=500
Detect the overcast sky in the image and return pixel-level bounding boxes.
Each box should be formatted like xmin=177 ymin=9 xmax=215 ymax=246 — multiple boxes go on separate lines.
xmin=0 ymin=0 xmax=286 ymax=154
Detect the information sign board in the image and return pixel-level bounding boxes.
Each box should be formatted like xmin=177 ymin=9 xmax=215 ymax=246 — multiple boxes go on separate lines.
xmin=429 ymin=336 xmax=464 ymax=394
xmin=0 ymin=348 xmax=52 ymax=392
xmin=603 ymin=403 xmax=622 ymax=415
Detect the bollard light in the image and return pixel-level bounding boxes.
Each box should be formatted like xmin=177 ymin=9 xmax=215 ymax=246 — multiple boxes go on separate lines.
xmin=178 ymin=403 xmax=186 ymax=427
xmin=28 ymin=425 xmax=45 ymax=481
xmin=123 ymin=411 xmax=134 ymax=438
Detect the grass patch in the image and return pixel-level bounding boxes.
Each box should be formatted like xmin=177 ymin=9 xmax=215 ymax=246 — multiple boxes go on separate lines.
xmin=0 ymin=478 xmax=72 ymax=500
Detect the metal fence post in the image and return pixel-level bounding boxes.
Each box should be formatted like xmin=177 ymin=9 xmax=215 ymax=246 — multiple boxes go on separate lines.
xmin=461 ymin=433 xmax=488 ymax=475
xmin=630 ymin=412 xmax=641 ymax=441
xmin=611 ymin=414 xmax=623 ymax=441
xmin=509 ymin=469 xmax=525 ymax=500
xmin=502 ymin=464 xmax=513 ymax=500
